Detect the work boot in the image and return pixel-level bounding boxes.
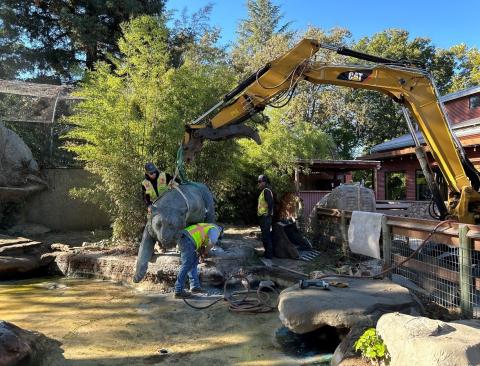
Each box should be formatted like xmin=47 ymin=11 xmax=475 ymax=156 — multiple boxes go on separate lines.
xmin=190 ymin=287 xmax=204 ymax=294
xmin=173 ymin=290 xmax=191 ymax=299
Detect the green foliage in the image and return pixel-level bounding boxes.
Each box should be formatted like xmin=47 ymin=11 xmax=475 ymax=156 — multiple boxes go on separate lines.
xmin=65 ymin=15 xmax=235 ymax=239
xmin=240 ymin=108 xmax=333 ymax=194
xmin=449 ymin=44 xmax=480 ymax=91
xmin=0 ymin=0 xmax=165 ymax=82
xmin=346 ymin=29 xmax=457 ymax=152
xmin=354 ymin=328 xmax=388 ymax=365
xmin=385 ymin=172 xmax=407 ymax=200
xmin=233 ymin=0 xmax=293 ymax=75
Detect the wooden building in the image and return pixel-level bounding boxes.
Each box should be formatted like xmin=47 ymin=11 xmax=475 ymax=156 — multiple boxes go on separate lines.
xmin=361 ymin=85 xmax=480 ymax=201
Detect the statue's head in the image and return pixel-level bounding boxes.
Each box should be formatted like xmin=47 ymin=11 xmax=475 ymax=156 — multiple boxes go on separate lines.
xmin=151 ymin=210 xmax=186 ymax=249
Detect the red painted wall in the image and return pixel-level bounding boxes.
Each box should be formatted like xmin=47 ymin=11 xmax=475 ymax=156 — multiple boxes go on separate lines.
xmin=376 ymin=146 xmax=480 ymax=200
xmin=444 ymin=94 xmax=480 ymax=124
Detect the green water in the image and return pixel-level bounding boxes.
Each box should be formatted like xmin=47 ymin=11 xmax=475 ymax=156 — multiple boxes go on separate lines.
xmin=0 ymin=277 xmax=330 ymax=366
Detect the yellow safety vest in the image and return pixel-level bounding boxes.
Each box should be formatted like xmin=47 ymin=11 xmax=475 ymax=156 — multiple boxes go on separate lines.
xmin=185 ymin=223 xmax=217 ymax=250
xmin=257 ymin=188 xmax=272 ymax=216
xmin=142 ymin=171 xmax=168 ymax=202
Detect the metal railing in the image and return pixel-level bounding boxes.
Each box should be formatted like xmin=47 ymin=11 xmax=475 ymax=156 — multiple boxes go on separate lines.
xmin=311 ymin=207 xmax=480 ymax=319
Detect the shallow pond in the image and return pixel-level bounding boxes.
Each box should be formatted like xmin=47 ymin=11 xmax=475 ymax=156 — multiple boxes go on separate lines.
xmin=0 ymin=277 xmax=331 ymax=365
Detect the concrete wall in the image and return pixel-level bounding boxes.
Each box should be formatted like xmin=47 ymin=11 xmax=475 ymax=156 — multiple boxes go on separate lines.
xmin=25 ymin=168 xmax=111 ymax=230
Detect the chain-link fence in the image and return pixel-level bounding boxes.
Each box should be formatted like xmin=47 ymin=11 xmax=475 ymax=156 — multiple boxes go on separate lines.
xmin=311 ymin=207 xmax=480 ymax=319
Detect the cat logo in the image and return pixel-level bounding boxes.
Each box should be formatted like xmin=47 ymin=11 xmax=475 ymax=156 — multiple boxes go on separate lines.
xmin=337 ymin=70 xmax=372 ymax=82
xmin=348 ymin=72 xmax=364 ymax=81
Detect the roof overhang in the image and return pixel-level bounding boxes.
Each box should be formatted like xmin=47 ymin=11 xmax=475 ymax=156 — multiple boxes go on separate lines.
xmin=296 ymin=159 xmax=381 ymax=170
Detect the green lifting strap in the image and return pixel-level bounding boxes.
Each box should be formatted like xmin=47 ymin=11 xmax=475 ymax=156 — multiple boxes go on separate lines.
xmin=175 ymin=145 xmax=190 ymax=184
xmin=175 ymin=145 xmax=203 ymax=189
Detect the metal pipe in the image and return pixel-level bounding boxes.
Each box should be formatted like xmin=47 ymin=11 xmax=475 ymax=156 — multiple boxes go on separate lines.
xmin=402 ymin=106 xmax=421 ymax=147
xmin=319 ymin=43 xmax=397 ymax=64
xmin=402 ymin=106 xmax=448 ymax=219
xmin=189 ymin=100 xmax=224 ymax=125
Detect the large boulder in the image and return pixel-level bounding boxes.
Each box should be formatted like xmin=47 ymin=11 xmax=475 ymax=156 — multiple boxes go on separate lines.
xmin=308 ymin=183 xmax=375 ymax=240
xmin=315 ymin=183 xmax=375 ymax=212
xmin=377 ymin=313 xmax=480 ymax=366
xmin=278 ymin=278 xmax=416 ymax=334
xmin=0 ymin=321 xmax=64 ymax=366
xmin=0 ymin=235 xmax=52 ymax=279
xmin=0 ymin=124 xmax=39 ymax=187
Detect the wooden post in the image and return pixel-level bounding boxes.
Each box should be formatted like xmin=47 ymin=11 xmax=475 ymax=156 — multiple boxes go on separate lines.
xmin=381 ymin=215 xmax=392 ymax=278
xmin=459 ymin=224 xmax=473 ymax=318
xmin=340 ymin=210 xmax=349 ymax=256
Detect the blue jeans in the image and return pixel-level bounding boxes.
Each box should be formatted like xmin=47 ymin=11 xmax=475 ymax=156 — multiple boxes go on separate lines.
xmin=174 ymin=234 xmax=201 ymax=293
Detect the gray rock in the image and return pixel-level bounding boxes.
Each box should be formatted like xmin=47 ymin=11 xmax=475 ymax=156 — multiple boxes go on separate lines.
xmin=49 ymin=243 xmax=71 ymax=252
xmin=0 ymin=320 xmax=65 ymax=366
xmin=0 ymin=124 xmax=39 ymax=187
xmin=7 ymin=223 xmax=51 ymax=236
xmin=0 ymin=255 xmax=40 ymax=276
xmin=278 ymin=278 xmax=416 ymax=334
xmin=0 ymin=241 xmax=42 ymax=256
xmin=377 ymin=313 xmax=480 ymax=366
xmin=0 ymin=321 xmax=31 ymax=366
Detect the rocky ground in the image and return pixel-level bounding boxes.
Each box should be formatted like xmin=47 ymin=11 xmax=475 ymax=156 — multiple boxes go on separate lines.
xmin=3 ymin=224 xmax=474 ymax=366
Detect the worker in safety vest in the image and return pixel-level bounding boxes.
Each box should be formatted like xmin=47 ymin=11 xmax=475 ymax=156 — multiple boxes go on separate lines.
xmin=257 ymin=174 xmax=274 ymax=261
xmin=142 ymin=162 xmax=170 ymax=214
xmin=174 ymin=223 xmax=223 ymax=299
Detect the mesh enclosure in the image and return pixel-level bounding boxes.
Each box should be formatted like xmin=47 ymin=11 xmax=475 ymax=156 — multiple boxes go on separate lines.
xmin=311 ymin=207 xmax=480 ymax=319
xmin=0 ymin=79 xmax=80 ymax=169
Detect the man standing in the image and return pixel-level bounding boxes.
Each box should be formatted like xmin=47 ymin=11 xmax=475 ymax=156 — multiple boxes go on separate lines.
xmin=142 ymin=162 xmax=169 ymax=214
xmin=174 ymin=223 xmax=223 ymax=299
xmin=257 ymin=174 xmax=274 ymax=261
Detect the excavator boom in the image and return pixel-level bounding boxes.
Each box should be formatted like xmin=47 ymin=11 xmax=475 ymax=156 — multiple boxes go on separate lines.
xmin=182 ymin=39 xmax=480 ymax=223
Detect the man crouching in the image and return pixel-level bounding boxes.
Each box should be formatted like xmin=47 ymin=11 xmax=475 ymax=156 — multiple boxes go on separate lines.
xmin=174 ymin=223 xmax=223 ymax=299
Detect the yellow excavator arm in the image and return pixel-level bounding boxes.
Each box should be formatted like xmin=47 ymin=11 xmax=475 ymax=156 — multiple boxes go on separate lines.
xmin=182 ymin=39 xmax=480 ymax=223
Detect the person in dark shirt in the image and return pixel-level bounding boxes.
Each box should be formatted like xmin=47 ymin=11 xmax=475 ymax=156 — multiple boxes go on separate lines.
xmin=257 ymin=174 xmax=274 ymax=261
xmin=141 ymin=162 xmax=171 ymax=214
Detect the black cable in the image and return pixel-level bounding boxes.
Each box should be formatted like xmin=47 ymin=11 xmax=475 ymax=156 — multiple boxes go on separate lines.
xmin=182 ymin=273 xmax=279 ymax=313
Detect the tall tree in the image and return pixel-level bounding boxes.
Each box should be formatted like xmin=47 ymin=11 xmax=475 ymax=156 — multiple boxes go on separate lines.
xmin=0 ymin=0 xmax=165 ymax=82
xmin=65 ymin=15 xmax=236 ymax=239
xmin=449 ymin=44 xmax=480 ymax=91
xmin=232 ymin=0 xmax=292 ymax=75
xmin=348 ymin=29 xmax=456 ymax=153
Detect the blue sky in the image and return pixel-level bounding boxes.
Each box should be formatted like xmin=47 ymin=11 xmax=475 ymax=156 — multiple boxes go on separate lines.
xmin=166 ymin=0 xmax=479 ymax=49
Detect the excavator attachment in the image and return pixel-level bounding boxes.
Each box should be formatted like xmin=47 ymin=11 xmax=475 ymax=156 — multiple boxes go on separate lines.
xmin=182 ymin=124 xmax=261 ymax=162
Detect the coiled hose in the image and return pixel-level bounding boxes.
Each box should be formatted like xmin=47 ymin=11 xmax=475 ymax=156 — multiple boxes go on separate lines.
xmin=183 ymin=273 xmax=279 ymax=313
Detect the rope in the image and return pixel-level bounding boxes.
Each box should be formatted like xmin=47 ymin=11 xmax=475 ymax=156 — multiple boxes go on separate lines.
xmin=183 ymin=273 xmax=279 ymax=313
xmin=174 ymin=185 xmax=190 ymax=212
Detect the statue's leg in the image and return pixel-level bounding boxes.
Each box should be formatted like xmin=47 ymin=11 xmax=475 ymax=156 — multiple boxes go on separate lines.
xmin=133 ymin=226 xmax=155 ymax=283
xmin=200 ymin=186 xmax=216 ymax=222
